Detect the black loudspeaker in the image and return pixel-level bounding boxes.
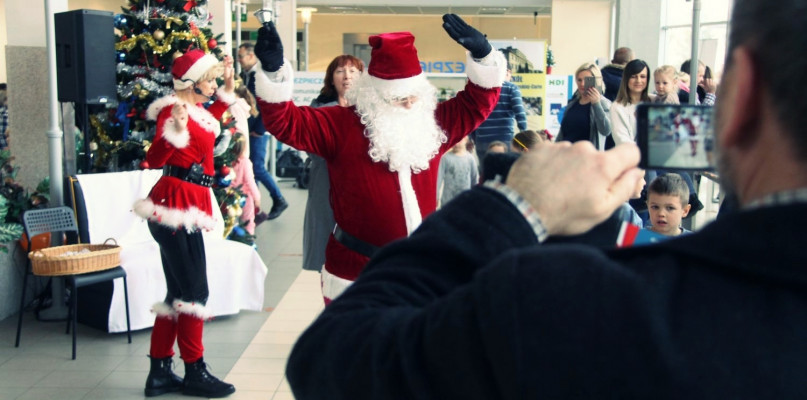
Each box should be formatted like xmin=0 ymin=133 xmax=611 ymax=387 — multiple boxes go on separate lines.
xmin=55 ymin=10 xmax=116 ymax=104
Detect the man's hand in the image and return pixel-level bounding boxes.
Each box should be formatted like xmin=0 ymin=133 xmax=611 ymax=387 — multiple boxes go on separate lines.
xmin=442 ymin=14 xmax=492 ymax=59
xmin=700 ymin=77 xmax=717 ymax=94
xmin=254 ymin=21 xmax=284 ymax=72
xmin=506 ymin=142 xmax=644 ymax=236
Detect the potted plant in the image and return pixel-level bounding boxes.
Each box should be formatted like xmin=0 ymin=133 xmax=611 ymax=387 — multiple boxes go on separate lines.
xmin=546 ymin=47 xmax=555 ymax=75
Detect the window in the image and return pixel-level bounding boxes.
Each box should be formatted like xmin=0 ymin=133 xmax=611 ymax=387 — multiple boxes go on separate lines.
xmin=660 ymin=0 xmax=733 ymax=78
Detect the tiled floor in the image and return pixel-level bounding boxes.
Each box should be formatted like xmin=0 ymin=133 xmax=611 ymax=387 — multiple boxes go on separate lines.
xmin=0 ymin=180 xmax=322 ymax=400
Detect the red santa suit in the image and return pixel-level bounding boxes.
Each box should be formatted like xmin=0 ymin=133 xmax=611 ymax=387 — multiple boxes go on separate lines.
xmin=253 ymin=32 xmax=506 ymax=302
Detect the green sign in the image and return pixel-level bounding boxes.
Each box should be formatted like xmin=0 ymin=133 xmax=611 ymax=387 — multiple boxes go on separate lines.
xmin=232 ymin=12 xmax=247 ymax=22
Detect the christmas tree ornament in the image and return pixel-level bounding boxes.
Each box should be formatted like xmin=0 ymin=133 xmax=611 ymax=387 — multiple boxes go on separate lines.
xmin=219 ymin=165 xmax=230 ymax=176
xmin=232 ymin=226 xmax=245 ymax=237
xmin=114 ymin=14 xmax=128 ymax=29
xmin=207 ymin=38 xmax=217 ymax=49
xmin=153 ymin=29 xmax=165 ymax=40
xmin=139 ymin=160 xmax=150 ymax=169
xmin=117 ymin=52 xmax=127 ymax=62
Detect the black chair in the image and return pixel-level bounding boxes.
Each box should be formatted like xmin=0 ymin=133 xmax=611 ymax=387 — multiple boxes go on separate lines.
xmin=15 ymin=206 xmax=131 ymax=360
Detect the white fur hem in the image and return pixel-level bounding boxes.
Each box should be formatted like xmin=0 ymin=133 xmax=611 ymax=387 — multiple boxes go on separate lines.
xmin=173 ymin=299 xmax=212 ymax=320
xmin=366 ymin=73 xmax=430 ymax=99
xmin=321 ymin=267 xmax=354 ymax=302
xmin=466 ymin=50 xmax=507 ymax=89
xmin=161 ymin=118 xmax=190 ymax=149
xmin=133 ymin=198 xmax=218 ymax=232
xmin=152 ymin=302 xmax=177 ymax=318
xmin=253 ymin=59 xmax=294 ymax=103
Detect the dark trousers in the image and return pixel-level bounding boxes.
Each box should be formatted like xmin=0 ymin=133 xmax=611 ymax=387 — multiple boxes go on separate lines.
xmin=148 ymin=222 xmax=209 ymax=305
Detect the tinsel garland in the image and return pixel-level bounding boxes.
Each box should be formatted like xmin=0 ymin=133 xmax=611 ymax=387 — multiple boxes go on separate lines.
xmin=117 ymin=63 xmax=173 ymax=83
xmin=132 ymin=7 xmax=210 ymax=28
xmin=119 ymin=77 xmax=173 ymax=99
xmin=116 ymin=30 xmax=208 ymax=54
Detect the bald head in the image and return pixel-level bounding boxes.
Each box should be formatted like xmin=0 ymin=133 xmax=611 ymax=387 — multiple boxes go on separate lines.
xmin=612 ymin=47 xmax=634 ymax=65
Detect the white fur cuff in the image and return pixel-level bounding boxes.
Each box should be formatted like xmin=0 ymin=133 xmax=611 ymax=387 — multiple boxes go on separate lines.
xmin=253 ymin=59 xmax=294 ymax=103
xmin=466 ymin=50 xmax=507 ymax=89
xmin=216 ymin=88 xmax=236 ymax=105
xmin=173 ymin=299 xmax=212 ymax=320
xmin=152 ymin=302 xmax=177 ymax=318
xmin=161 ymin=118 xmax=190 ymax=149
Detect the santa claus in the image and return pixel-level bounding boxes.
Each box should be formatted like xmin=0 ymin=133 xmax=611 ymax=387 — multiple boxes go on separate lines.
xmin=252 ymin=14 xmax=506 ymax=303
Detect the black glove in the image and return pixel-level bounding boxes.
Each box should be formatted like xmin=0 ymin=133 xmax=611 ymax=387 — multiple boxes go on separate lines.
xmin=442 ymin=14 xmax=492 ymax=59
xmin=254 ymin=21 xmax=284 ymax=72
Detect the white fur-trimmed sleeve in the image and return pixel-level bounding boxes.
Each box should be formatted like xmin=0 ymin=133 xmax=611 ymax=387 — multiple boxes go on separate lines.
xmin=465 ymin=50 xmax=507 ymax=89
xmin=216 ymin=88 xmax=236 ymax=105
xmin=253 ymin=59 xmax=295 ymax=103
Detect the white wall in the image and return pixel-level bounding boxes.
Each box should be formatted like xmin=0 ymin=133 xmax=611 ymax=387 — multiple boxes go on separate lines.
xmin=0 ymin=0 xmax=6 ymax=82
xmin=550 ymin=0 xmax=613 ymax=76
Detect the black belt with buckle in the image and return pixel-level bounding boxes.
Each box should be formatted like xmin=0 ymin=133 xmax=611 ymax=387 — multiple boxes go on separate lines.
xmin=163 ymin=165 xmax=214 ymax=187
xmin=333 ymin=225 xmax=380 ymax=258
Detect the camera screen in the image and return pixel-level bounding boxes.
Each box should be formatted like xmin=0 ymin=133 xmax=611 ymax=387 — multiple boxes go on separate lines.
xmin=638 ymin=104 xmax=715 ymax=171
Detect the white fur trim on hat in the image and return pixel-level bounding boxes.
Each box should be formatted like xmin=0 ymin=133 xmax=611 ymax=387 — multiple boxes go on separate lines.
xmin=161 ymin=117 xmax=190 ymax=149
xmin=173 ymin=299 xmax=212 ymax=320
xmin=133 ymin=198 xmax=218 ymax=232
xmin=365 ymin=73 xmax=429 ymax=100
xmin=152 ymin=302 xmax=177 ymax=318
xmin=253 ymin=59 xmax=294 ymax=103
xmin=466 ymin=50 xmax=507 ymax=89
xmin=174 ymin=53 xmax=219 ymax=90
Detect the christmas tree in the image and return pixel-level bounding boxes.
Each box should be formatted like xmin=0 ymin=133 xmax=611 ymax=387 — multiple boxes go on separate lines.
xmin=87 ymin=0 xmax=256 ymax=246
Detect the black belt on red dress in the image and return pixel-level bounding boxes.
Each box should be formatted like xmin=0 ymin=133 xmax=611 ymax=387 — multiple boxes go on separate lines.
xmin=333 ymin=225 xmax=380 ymax=258
xmin=163 ymin=165 xmax=214 ymax=187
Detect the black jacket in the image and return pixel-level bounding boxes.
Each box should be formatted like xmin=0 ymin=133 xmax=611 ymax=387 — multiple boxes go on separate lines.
xmin=287 ymin=186 xmax=807 ymax=399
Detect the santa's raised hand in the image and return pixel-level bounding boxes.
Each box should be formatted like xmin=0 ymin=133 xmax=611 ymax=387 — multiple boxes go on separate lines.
xmin=442 ymin=14 xmax=492 ymax=59
xmin=255 ymin=21 xmax=284 ymax=72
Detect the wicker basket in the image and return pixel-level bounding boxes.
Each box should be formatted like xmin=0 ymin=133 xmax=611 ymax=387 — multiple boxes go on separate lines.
xmin=29 ymin=239 xmax=121 ymax=276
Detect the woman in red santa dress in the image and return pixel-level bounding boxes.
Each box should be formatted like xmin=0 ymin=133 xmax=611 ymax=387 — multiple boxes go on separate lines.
xmin=134 ymin=49 xmax=237 ymax=398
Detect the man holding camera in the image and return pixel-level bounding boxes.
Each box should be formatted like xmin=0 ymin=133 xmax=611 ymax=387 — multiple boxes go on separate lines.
xmin=285 ymin=0 xmax=807 ymax=398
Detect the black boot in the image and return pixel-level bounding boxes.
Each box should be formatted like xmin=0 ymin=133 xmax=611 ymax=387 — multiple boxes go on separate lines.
xmin=183 ymin=358 xmax=236 ymax=398
xmin=267 ymin=196 xmax=288 ymax=220
xmin=144 ymin=356 xmax=183 ymax=397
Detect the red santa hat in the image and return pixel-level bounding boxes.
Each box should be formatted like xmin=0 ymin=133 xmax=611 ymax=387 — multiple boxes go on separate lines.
xmin=172 ymin=49 xmax=220 ymax=90
xmin=366 ymin=32 xmax=425 ymax=97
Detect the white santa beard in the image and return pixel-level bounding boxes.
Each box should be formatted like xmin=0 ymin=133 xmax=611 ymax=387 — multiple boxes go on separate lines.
xmin=358 ymin=95 xmax=446 ymax=173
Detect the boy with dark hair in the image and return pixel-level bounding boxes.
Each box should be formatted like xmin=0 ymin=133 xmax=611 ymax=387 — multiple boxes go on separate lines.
xmin=645 ymin=174 xmax=692 ymax=236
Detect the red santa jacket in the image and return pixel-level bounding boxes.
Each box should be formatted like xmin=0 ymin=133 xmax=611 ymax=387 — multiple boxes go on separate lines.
xmin=134 ymin=90 xmax=234 ymax=232
xmin=253 ymin=52 xmax=506 ymax=287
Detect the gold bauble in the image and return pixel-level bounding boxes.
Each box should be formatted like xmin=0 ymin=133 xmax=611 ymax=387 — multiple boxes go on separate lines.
xmin=153 ymin=29 xmax=165 ymax=41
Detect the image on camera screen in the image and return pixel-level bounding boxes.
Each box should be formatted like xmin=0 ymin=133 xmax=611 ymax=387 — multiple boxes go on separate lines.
xmin=645 ymin=106 xmax=715 ymax=170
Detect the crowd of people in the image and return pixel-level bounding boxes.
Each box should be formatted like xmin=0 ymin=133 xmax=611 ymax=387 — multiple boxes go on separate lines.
xmin=85 ymin=0 xmax=807 ymax=397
